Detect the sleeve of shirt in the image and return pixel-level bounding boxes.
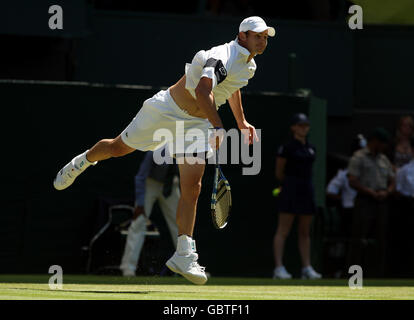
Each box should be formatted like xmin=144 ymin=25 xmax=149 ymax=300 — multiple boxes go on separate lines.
xmin=199 ymin=48 xmax=229 ymax=89
xmin=385 ymin=157 xmax=395 ymax=179
xmin=134 ymin=152 xmax=153 ymax=207
xmin=326 ymin=170 xmax=344 ymax=194
xmin=347 ymin=154 xmax=361 ymax=178
xmin=310 ymin=144 xmax=317 ymax=159
xmin=277 ymin=144 xmax=289 ymax=158
xmin=395 ymin=167 xmax=406 ymax=194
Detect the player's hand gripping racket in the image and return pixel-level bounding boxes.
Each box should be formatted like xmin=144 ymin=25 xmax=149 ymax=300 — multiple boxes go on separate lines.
xmin=211 ymin=143 xmax=232 ymax=229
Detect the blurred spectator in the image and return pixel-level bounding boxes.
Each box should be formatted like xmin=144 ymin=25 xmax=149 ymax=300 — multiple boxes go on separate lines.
xmin=273 ymin=113 xmax=322 ymax=280
xmin=93 ymin=0 xmax=198 ymax=14
xmin=95 ymin=0 xmax=352 ymax=21
xmin=388 ymin=115 xmax=414 ymax=170
xmin=120 ymin=150 xmax=179 ymax=277
xmin=391 ymin=136 xmax=414 ymax=277
xmin=325 ymin=134 xmax=366 ymax=277
xmin=326 ymin=134 xmax=366 ymax=220
xmin=347 ymin=127 xmax=395 ymax=278
xmin=206 ymin=0 xmax=221 ymax=15
xmin=396 ymin=137 xmax=414 ymax=198
xmin=206 ymin=0 xmax=254 ymax=17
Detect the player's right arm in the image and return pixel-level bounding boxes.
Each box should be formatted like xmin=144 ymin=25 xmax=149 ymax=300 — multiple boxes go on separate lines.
xmin=275 ymin=144 xmax=288 ymax=183
xmin=275 ymin=156 xmax=286 ymax=182
xmin=194 ymin=77 xmax=223 ymax=129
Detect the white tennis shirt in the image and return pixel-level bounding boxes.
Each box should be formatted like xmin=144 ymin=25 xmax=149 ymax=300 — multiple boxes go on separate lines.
xmin=326 ymin=169 xmax=357 ymax=208
xmin=185 ymin=38 xmax=257 ymax=109
xmin=396 ymin=160 xmax=414 ymax=197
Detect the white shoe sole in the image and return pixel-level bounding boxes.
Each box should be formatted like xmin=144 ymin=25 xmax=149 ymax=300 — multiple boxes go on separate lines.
xmin=301 ymin=275 xmax=322 ymax=280
xmin=166 ymin=258 xmax=207 ymax=285
xmin=53 ymin=162 xmax=80 ymax=190
xmin=273 ymin=275 xmax=292 ymax=280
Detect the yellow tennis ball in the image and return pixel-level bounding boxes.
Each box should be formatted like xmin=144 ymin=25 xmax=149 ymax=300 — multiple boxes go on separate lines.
xmin=272 ymin=188 xmax=281 ymax=197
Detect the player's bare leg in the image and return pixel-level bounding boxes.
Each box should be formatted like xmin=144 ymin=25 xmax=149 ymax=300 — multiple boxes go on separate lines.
xmin=298 ymin=215 xmax=322 ymax=279
xmin=273 ymin=212 xmax=295 ymax=279
xmin=53 ymin=135 xmax=135 ymax=190
xmin=298 ymin=215 xmax=312 ymax=268
xmin=86 ymin=135 xmax=135 ymax=162
xmin=166 ymin=157 xmax=208 ymax=285
xmin=175 ymin=159 xmax=205 ymax=236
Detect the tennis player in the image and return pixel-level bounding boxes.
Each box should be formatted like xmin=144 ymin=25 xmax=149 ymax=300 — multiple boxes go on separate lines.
xmin=54 ymin=16 xmax=274 ymax=285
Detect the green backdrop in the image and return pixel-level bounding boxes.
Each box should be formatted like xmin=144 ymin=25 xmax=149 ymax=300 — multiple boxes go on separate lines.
xmin=0 ymin=80 xmax=326 ymax=277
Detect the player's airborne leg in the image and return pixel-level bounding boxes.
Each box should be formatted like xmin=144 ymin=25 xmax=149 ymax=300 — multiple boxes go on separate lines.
xmin=53 ymin=135 xmax=135 ymax=190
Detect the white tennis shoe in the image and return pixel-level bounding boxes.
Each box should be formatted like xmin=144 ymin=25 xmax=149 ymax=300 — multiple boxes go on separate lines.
xmin=273 ymin=266 xmax=292 ymax=279
xmin=166 ymin=252 xmax=208 ymax=285
xmin=121 ymin=269 xmax=136 ymax=277
xmin=53 ymin=151 xmax=97 ymax=190
xmin=301 ymin=266 xmax=322 ymax=279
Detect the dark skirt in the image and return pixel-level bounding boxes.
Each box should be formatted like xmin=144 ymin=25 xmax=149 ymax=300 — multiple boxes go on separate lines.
xmin=277 ymin=176 xmax=316 ymax=215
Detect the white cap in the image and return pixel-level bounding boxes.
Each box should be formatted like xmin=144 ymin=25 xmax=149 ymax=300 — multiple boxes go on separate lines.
xmin=239 ymin=16 xmax=276 ymax=37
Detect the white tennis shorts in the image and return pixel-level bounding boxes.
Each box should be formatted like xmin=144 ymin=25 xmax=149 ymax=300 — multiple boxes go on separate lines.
xmin=121 ymin=89 xmax=214 ymax=157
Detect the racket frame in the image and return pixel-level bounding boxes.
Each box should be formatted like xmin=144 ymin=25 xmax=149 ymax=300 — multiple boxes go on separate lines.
xmin=211 ymin=149 xmax=232 ymax=229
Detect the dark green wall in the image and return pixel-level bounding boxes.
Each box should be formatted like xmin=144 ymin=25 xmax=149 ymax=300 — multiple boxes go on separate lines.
xmin=73 ymin=11 xmax=353 ymax=117
xmin=0 ymin=0 xmax=90 ymax=37
xmin=354 ymin=25 xmax=414 ymax=111
xmin=0 ymin=81 xmax=326 ymax=277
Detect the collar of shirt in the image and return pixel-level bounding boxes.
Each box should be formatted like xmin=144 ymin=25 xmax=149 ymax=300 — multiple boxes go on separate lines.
xmin=292 ymin=137 xmax=309 ymax=147
xmin=233 ymin=38 xmax=253 ymax=61
xmin=404 ymin=159 xmax=414 ymax=169
xmin=362 ymin=147 xmax=381 ymax=159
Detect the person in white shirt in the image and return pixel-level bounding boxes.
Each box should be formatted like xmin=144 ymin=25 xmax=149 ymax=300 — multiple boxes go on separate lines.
xmin=396 ymin=136 xmax=414 ymax=198
xmin=53 ymin=16 xmax=275 ymax=285
xmin=325 ymin=134 xmax=365 ymax=278
xmin=327 ymin=169 xmax=357 ymax=208
xmin=326 ymin=134 xmax=366 ymax=229
xmin=393 ymin=136 xmax=414 ymax=277
xmin=326 ymin=134 xmax=367 ymax=209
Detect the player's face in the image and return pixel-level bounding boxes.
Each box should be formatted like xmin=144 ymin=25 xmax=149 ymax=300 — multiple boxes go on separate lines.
xmin=292 ymin=123 xmax=310 ymax=137
xmin=245 ymin=30 xmax=269 ymax=55
xmin=375 ymin=140 xmax=388 ymax=153
xmin=400 ymin=117 xmax=414 ymax=136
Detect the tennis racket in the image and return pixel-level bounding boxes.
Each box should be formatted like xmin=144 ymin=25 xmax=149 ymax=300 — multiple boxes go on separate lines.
xmin=211 ymin=148 xmax=232 ymax=229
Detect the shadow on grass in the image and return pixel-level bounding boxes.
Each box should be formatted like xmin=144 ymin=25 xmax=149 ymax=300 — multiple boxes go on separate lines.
xmin=0 ymin=275 xmax=413 ymax=287
xmin=2 ymin=287 xmax=150 ymax=294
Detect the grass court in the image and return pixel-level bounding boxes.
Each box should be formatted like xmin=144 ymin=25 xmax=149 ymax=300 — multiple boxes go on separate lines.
xmin=0 ymin=275 xmax=413 ymax=300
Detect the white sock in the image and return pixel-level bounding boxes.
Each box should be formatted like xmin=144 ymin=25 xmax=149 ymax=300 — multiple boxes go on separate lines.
xmin=73 ymin=150 xmax=97 ymax=170
xmin=176 ymin=235 xmax=195 ymax=255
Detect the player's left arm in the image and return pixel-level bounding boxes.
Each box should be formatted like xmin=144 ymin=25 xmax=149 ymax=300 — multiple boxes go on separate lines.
xmin=227 ymin=89 xmax=259 ymax=145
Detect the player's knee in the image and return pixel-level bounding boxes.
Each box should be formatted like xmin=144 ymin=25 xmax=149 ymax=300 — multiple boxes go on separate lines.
xmin=276 ymin=228 xmax=291 ymax=239
xmin=181 ymin=181 xmax=202 ymax=200
xmin=109 ymin=139 xmax=131 ymax=157
xmin=298 ymin=228 xmax=310 ymax=239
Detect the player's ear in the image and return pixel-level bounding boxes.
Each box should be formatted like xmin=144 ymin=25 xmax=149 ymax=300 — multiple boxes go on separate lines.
xmin=238 ymin=31 xmax=247 ymax=41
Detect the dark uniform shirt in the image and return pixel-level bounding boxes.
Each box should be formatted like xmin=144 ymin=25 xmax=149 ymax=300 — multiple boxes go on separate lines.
xmin=276 ymin=138 xmax=317 ymax=214
xmin=277 ymin=138 xmax=316 ymax=179
xmin=347 ymin=147 xmax=394 ymax=191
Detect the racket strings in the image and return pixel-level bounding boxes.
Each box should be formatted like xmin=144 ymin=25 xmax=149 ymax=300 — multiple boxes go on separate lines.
xmin=214 ymin=180 xmax=231 ymax=227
